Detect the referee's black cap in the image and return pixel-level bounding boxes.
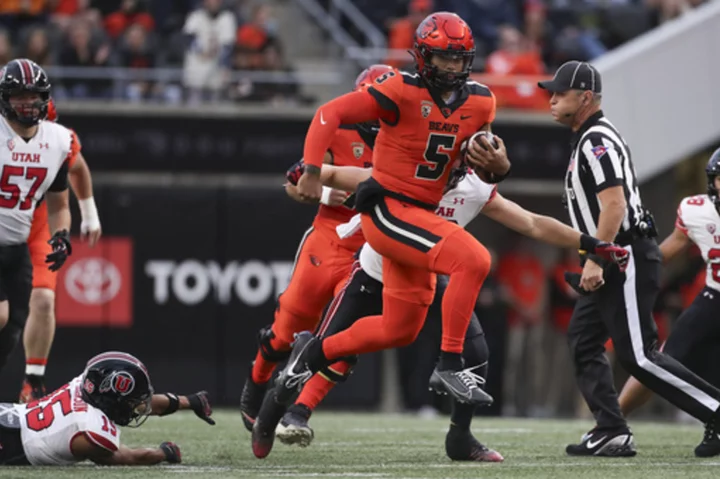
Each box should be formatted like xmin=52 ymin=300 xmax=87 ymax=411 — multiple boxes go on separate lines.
xmin=538 ymin=61 xmax=602 ymax=94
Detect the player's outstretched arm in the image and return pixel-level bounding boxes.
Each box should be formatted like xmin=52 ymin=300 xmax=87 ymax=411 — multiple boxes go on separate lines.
xmin=152 ymin=391 xmax=215 ymax=425
xmin=68 ymin=152 xmax=102 ymax=246
xmin=71 ymin=435 xmax=180 ymax=466
xmin=320 ymin=165 xmax=372 ymax=192
xmin=658 ymin=227 xmax=691 ymax=263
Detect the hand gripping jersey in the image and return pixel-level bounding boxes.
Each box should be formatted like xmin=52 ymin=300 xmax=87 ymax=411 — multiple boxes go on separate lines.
xmin=12 ymin=375 xmax=121 ymax=465
xmin=676 ymin=194 xmax=720 ymax=292
xmin=0 ymin=116 xmax=77 ymax=246
xmin=357 ymin=171 xmax=496 ymax=282
xmin=367 ymin=70 xmax=496 ymax=206
xmin=312 ymin=124 xmax=375 ymax=250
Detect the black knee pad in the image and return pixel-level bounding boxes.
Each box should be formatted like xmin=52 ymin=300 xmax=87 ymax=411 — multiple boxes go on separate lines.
xmin=257 ymin=327 xmax=291 ymax=363
xmin=0 ymin=321 xmax=22 ymax=372
xmin=319 ymin=355 xmax=358 ymax=383
xmin=462 ymin=333 xmax=489 ymax=384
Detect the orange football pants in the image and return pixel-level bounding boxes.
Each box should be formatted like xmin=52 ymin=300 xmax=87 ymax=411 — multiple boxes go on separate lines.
xmin=322 ymin=197 xmax=491 ymax=359
xmin=28 ymin=202 xmax=56 ymax=291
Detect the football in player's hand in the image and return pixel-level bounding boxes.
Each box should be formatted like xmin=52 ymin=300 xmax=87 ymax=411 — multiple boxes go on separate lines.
xmin=468 ymin=131 xmax=499 ymax=183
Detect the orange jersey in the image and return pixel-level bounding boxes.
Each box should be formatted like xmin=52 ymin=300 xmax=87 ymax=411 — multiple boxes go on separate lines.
xmin=312 ymin=124 xmax=374 ymax=250
xmin=367 ymin=70 xmax=496 ymax=206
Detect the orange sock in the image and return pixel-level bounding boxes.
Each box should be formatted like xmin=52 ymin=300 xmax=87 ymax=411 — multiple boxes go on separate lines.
xmin=251 ymin=335 xmax=289 ymax=384
xmin=296 ymin=361 xmax=351 ymax=411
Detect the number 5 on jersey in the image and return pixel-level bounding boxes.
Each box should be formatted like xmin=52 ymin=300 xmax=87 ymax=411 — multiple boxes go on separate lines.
xmin=416 ymin=133 xmax=456 ymax=181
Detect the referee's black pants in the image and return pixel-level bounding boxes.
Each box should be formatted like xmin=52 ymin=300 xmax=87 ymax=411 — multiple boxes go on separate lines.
xmin=568 ymin=238 xmax=720 ymax=429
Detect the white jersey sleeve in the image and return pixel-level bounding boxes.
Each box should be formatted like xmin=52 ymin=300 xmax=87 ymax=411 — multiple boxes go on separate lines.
xmin=16 ymin=375 xmax=121 ymax=465
xmin=358 ymin=171 xmax=495 ymax=283
xmin=0 ymin=117 xmax=75 ymax=245
xmin=676 ymin=195 xmax=720 ymax=293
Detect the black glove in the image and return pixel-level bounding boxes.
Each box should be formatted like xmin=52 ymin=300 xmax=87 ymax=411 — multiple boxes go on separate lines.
xmin=564 ymin=272 xmax=592 ymax=296
xmin=160 ymin=441 xmax=182 ymax=464
xmin=187 ymin=391 xmax=215 ymax=425
xmin=286 ymin=160 xmax=305 ymax=186
xmin=45 ymin=229 xmax=72 ymax=272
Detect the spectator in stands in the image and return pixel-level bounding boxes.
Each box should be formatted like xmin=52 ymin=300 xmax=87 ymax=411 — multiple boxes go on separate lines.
xmin=436 ymin=0 xmax=521 ymax=54
xmin=23 ymin=27 xmax=53 ymax=67
xmin=59 ymin=19 xmax=112 ymax=98
xmin=182 ymin=0 xmax=236 ymax=103
xmin=645 ymin=0 xmax=706 ymax=23
xmin=385 ymin=0 xmax=432 ymax=69
xmin=49 ymin=0 xmax=102 ymax=33
xmin=104 ymin=0 xmax=155 ymax=40
xmin=118 ymin=22 xmax=156 ymax=102
xmin=0 ymin=29 xmax=12 ymax=66
xmin=0 ymin=0 xmax=47 ymax=37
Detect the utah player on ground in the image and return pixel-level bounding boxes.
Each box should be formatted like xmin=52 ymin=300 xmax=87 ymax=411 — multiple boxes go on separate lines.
xmin=618 ymin=149 xmax=720 ymax=457
xmin=259 ymin=12 xmax=627 ymax=440
xmin=251 ymin=160 xmax=631 ymax=459
xmin=0 ymin=351 xmax=214 ymax=466
xmin=20 ymin=99 xmax=102 ymax=403
xmin=239 ymin=65 xmax=392 ymax=431
xmin=0 ymin=59 xmax=73 ymax=377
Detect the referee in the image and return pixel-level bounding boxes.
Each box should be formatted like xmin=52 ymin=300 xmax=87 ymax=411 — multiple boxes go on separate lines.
xmin=539 ymin=61 xmax=720 ymax=458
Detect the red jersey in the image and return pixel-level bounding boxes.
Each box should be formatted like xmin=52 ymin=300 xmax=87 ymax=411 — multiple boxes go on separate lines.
xmin=312 ymin=124 xmax=375 ymax=250
xmin=367 ymin=70 xmax=496 ymax=206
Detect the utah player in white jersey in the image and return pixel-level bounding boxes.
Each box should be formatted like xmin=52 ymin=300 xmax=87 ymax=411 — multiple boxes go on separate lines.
xmin=252 ymin=161 xmax=627 ymax=461
xmin=0 ymin=59 xmax=73 ymax=376
xmin=0 ymin=351 xmax=215 ymax=466
xmin=618 ymin=149 xmax=720 ymax=457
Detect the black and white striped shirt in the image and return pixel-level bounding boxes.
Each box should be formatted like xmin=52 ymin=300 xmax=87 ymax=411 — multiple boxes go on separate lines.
xmin=564 ymin=110 xmax=644 ymax=237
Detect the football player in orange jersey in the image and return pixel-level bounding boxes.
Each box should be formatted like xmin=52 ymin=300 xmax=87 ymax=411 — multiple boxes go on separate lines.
xmin=252 ymin=12 xmax=628 ymax=458
xmin=239 ymin=65 xmax=393 ymax=431
xmin=19 ymin=99 xmax=102 ymax=402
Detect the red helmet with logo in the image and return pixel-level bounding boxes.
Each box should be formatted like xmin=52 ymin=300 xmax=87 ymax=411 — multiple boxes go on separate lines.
xmin=412 ymin=12 xmax=475 ymax=91
xmin=353 ymin=64 xmax=394 ymax=92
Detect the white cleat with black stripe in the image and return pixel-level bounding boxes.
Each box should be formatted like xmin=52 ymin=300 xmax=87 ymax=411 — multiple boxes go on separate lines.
xmin=566 ymin=427 xmax=637 ymax=457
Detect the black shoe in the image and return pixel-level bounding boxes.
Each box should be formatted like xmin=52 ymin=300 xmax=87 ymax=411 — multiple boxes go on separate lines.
xmin=275 ymin=332 xmax=317 ymax=405
xmin=445 ymin=428 xmax=504 ymax=462
xmin=19 ymin=375 xmax=46 ymax=404
xmin=696 ymin=415 xmax=720 ymax=457
xmin=240 ymin=364 xmax=269 ymax=432
xmin=429 ymin=365 xmax=493 ymax=406
xmin=251 ymin=389 xmax=288 ymax=459
xmin=566 ymin=427 xmax=636 ymax=457
xmin=276 ymin=403 xmax=314 ymax=447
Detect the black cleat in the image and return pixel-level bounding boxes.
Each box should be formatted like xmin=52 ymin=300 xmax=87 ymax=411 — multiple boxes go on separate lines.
xmin=240 ymin=364 xmax=269 ymax=432
xmin=696 ymin=415 xmax=720 ymax=457
xmin=276 ymin=403 xmax=314 ymax=447
xmin=566 ymin=427 xmax=636 ymax=457
xmin=275 ymin=332 xmax=317 ymax=405
xmin=445 ymin=428 xmax=504 ymax=462
xmin=429 ymin=365 xmax=493 ymax=406
xmin=251 ymin=389 xmax=288 ymax=459
xmin=19 ymin=375 xmax=46 ymax=404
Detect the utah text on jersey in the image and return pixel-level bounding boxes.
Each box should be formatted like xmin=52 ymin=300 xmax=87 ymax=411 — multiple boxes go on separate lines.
xmin=676 ymin=194 xmax=720 ymax=292
xmin=0 ymin=115 xmax=77 ymax=246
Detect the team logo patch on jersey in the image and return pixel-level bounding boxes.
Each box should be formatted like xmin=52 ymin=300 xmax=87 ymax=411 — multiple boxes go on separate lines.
xmin=707 ymin=224 xmax=717 ymax=235
xmin=591 ymin=145 xmax=608 ymax=160
xmin=6 ymin=139 xmax=14 ymax=151
xmin=351 ymin=142 xmax=364 ymax=159
xmin=421 ymin=101 xmax=433 ymax=118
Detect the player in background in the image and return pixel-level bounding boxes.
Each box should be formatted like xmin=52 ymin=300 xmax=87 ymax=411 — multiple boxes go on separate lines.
xmin=0 ymin=59 xmax=73 ymax=377
xmin=618 ymin=150 xmax=720 ymax=457
xmin=20 ymin=99 xmax=102 ymax=402
xmin=0 ymin=351 xmax=215 ymax=466
xmin=239 ymin=65 xmax=393 ymax=431
xmin=251 ymin=162 xmax=631 ymax=460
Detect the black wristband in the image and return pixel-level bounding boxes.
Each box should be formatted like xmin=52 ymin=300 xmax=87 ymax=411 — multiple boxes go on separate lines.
xmin=305 ymin=164 xmax=321 ymax=176
xmin=159 ymin=393 xmax=180 ymax=416
xmin=580 ymin=233 xmax=599 ymax=253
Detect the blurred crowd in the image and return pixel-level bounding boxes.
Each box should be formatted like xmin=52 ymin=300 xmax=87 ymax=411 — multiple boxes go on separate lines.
xmin=0 ymin=0 xmax=310 ymax=104
xmin=342 ymin=0 xmax=708 ymax=109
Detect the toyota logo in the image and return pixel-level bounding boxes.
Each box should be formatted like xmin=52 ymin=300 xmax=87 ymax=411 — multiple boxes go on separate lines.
xmin=65 ymin=258 xmax=122 ymax=305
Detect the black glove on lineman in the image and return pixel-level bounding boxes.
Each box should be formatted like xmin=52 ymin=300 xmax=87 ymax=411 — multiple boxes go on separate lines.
xmin=286 ymin=160 xmax=305 ymax=186
xmin=187 ymin=391 xmax=215 ymax=425
xmin=45 ymin=229 xmax=72 ymax=272
xmin=160 ymin=442 xmax=182 ymax=464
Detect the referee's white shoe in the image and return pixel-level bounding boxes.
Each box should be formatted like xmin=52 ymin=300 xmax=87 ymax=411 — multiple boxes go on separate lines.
xmin=566 ymin=427 xmax=636 ymax=457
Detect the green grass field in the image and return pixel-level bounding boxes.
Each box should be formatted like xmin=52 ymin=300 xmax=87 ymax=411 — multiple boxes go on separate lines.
xmin=5 ymin=411 xmax=720 ymax=478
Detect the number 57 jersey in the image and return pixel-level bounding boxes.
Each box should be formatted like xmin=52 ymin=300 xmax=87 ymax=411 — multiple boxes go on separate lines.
xmin=676 ymin=194 xmax=720 ymax=293
xmin=13 ymin=375 xmax=121 ymax=465
xmin=0 ymin=116 xmax=79 ymax=246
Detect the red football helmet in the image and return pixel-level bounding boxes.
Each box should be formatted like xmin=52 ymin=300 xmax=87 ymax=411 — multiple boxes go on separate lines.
xmin=412 ymin=12 xmax=475 ymax=91
xmin=353 ymin=64 xmax=394 ymax=91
